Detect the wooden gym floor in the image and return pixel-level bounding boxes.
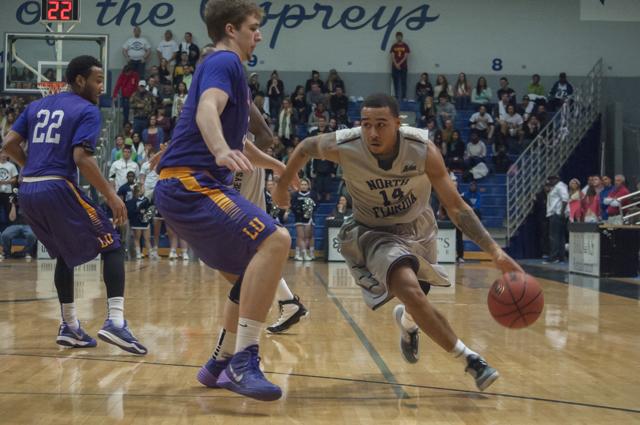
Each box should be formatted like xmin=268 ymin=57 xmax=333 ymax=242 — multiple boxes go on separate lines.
xmin=0 ymin=258 xmax=639 ymax=424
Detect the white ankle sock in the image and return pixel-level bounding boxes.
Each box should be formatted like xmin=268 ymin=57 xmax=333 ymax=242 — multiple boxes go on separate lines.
xmin=107 ymin=297 xmax=125 ymax=328
xmin=235 ymin=318 xmax=264 ymax=352
xmin=276 ymin=278 xmax=294 ymax=302
xmin=212 ymin=328 xmax=236 ymax=360
xmin=61 ymin=303 xmax=79 ymax=330
xmin=400 ymin=309 xmax=418 ymax=332
xmin=451 ymin=339 xmax=478 ymax=364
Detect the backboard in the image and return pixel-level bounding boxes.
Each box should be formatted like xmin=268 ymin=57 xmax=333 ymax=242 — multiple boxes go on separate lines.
xmin=3 ymin=32 xmax=108 ymax=95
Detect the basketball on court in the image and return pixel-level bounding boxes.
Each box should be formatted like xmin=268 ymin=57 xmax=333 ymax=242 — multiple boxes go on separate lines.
xmin=487 ymin=272 xmax=544 ymax=329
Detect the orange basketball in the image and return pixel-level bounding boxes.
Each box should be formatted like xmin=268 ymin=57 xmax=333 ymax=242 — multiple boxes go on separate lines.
xmin=487 ymin=272 xmax=544 ymax=329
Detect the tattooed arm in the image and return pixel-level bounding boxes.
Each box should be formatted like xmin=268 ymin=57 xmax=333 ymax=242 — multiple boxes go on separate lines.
xmin=272 ymin=132 xmax=339 ymax=208
xmin=425 ymin=141 xmax=523 ymax=273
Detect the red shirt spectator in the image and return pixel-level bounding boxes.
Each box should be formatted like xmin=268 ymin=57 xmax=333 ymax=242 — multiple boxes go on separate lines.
xmin=605 ymin=175 xmax=630 ymax=217
xmin=112 ymin=65 xmax=140 ymax=98
xmin=390 ymin=36 xmax=410 ymax=70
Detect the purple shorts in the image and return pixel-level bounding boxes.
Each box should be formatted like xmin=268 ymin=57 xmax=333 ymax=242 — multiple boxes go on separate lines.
xmin=19 ymin=179 xmax=120 ymax=267
xmin=154 ymin=168 xmax=279 ymax=275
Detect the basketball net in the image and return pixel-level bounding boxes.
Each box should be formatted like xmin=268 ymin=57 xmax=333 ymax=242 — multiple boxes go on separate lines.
xmin=37 ymin=81 xmax=68 ymax=97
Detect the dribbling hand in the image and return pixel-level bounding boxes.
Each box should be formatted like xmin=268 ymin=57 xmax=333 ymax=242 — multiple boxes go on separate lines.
xmin=216 ymin=149 xmax=254 ymax=173
xmin=492 ymin=249 xmax=525 ymax=275
xmin=107 ymin=195 xmax=127 ymax=226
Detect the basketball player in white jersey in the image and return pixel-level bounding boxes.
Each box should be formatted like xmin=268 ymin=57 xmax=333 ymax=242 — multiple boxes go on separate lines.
xmin=273 ymin=94 xmax=524 ymax=391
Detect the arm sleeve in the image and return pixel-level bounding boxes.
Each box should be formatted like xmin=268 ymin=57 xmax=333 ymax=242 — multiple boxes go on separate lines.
xmin=11 ymin=104 xmax=30 ymax=138
xmin=71 ymin=106 xmax=101 ymax=152
xmin=198 ymin=54 xmax=237 ymax=101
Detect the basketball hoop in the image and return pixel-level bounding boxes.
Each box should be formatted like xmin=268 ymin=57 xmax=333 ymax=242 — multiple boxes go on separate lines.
xmin=37 ymin=81 xmax=68 ymax=97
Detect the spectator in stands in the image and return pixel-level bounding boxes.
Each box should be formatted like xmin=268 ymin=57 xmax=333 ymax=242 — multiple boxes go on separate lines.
xmin=248 ymin=72 xmax=261 ymax=98
xmin=454 ymin=72 xmax=472 ymax=110
xmin=325 ymin=69 xmax=345 ymax=95
xmin=527 ymin=74 xmax=546 ymax=98
xmin=599 ymin=175 xmax=613 ymax=220
xmin=390 ymin=32 xmax=410 ymax=100
xmin=432 ymin=130 xmax=445 ymax=157
xmin=446 ymin=130 xmax=466 ymax=172
xmin=253 ymin=94 xmax=271 ymax=126
xmin=419 ymin=96 xmax=436 ymax=127
xmin=535 ymin=103 xmax=549 ymax=127
xmin=518 ymin=95 xmax=535 ymax=121
xmin=311 ymin=149 xmax=337 ymax=202
xmin=440 ymin=118 xmax=455 ymax=146
xmin=130 ymin=81 xmax=156 ymax=136
xmin=291 ymin=178 xmax=317 ymax=261
xmin=464 ymin=131 xmax=487 ymax=168
xmin=566 ymin=178 xmax=584 ymax=223
xmin=415 ymin=73 xmax=434 ymax=105
xmin=157 ymin=59 xmax=173 ymax=86
xmin=156 ymin=30 xmax=179 ymax=73
xmin=0 ymin=153 xmax=18 ymax=224
xmin=462 ymin=180 xmax=483 ymax=219
xmin=122 ymin=26 xmax=151 ymax=79
xmin=1 ymin=111 xmax=16 ymax=142
xmin=469 ymin=104 xmax=495 ymax=142
xmin=127 ymin=185 xmax=152 ymax=260
xmin=122 ymin=121 xmax=133 ymax=139
xmin=178 ymin=32 xmax=200 ymax=67
xmin=142 ymin=115 xmax=165 ymax=151
xmin=549 ymin=72 xmax=574 ymax=111
xmin=308 ymin=102 xmax=330 ymax=127
xmin=545 ymin=175 xmax=569 ymax=263
xmin=495 ymin=93 xmax=510 ymax=122
xmin=180 ymin=65 xmax=194 ymax=91
xmin=499 ymin=104 xmax=524 ymax=150
xmin=111 ymin=135 xmax=125 ymax=164
xmin=146 ymin=76 xmax=161 ymax=99
xmin=174 ymin=53 xmax=190 ymax=84
xmin=329 ymin=86 xmax=349 ymax=124
xmin=492 ymin=144 xmax=512 ymax=173
xmin=172 ymin=81 xmax=188 ymax=121
xmin=109 ymin=145 xmax=140 ymax=190
xmin=604 ymin=174 xmax=630 ymax=224
xmin=277 ymin=98 xmax=295 ymax=147
xmin=434 ymin=74 xmax=453 ymax=100
xmin=0 ymin=188 xmax=35 ymax=260
xmin=131 ymin=132 xmax=145 ymax=164
xmin=327 ymin=195 xmax=352 ymax=222
xmin=117 ymin=171 xmax=137 ymax=202
xmin=267 ymin=70 xmax=284 ymax=119
xmin=305 ymin=70 xmax=325 ymax=93
xmin=496 ymin=77 xmax=516 ymax=105
xmin=306 ymin=82 xmax=326 ymax=109
xmin=436 ymin=93 xmax=457 ymax=129
xmin=291 ymin=85 xmax=308 ymax=123
xmin=158 ymin=84 xmax=174 ymax=117
xmin=471 ymin=76 xmax=493 ymax=107
xmin=581 ymin=184 xmax=601 ymax=223
xmin=112 ymin=64 xmax=139 ymax=124
xmin=522 ymin=114 xmax=541 ymax=143
xmin=156 ymin=108 xmax=172 ymax=137
xmin=425 ymin=119 xmax=437 ymax=141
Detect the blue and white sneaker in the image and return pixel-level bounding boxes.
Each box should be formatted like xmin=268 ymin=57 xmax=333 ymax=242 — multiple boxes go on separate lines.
xmin=216 ymin=345 xmax=282 ymax=401
xmin=97 ymin=319 xmax=147 ymax=355
xmin=465 ymin=354 xmax=500 ymax=391
xmin=393 ymin=305 xmax=419 ymax=364
xmin=56 ymin=322 xmax=97 ymax=348
xmin=196 ymin=357 xmax=230 ymax=388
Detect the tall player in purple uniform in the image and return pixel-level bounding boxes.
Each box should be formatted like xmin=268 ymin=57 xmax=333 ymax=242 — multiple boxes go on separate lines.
xmin=154 ymin=0 xmax=290 ymax=401
xmin=1 ymin=56 xmax=147 ymax=355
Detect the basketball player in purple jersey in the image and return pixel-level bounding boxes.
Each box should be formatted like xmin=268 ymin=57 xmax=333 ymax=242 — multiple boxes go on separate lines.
xmin=154 ymin=0 xmax=289 ymax=401
xmin=1 ymin=55 xmax=147 ymax=355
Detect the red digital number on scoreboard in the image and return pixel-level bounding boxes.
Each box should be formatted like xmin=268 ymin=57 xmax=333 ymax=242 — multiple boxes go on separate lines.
xmin=42 ymin=0 xmax=78 ymax=21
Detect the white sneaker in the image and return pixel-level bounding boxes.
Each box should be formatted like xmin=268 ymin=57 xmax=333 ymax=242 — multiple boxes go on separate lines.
xmin=303 ymin=252 xmax=313 ymax=261
xmin=294 ymin=254 xmax=303 ymax=261
xmin=0 ymin=254 xmax=4 ymax=260
xmin=169 ymin=249 xmax=177 ymax=260
xmin=25 ymin=254 xmax=32 ymax=260
xmin=149 ymin=250 xmax=160 ymax=260
xmin=182 ymin=252 xmax=190 ymax=261
xmin=136 ymin=252 xmax=142 ymax=260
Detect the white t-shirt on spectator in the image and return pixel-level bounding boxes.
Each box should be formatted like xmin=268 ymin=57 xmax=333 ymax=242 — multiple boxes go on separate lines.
xmin=546 ymin=182 xmax=569 ymax=217
xmin=140 ymin=161 xmax=159 ymax=196
xmin=109 ymin=159 xmax=139 ymax=190
xmin=469 ymin=112 xmax=494 ymax=130
xmin=0 ymin=161 xmax=18 ymax=193
xmin=465 ymin=141 xmax=487 ymax=159
xmin=497 ymin=102 xmax=510 ymax=121
xmin=123 ymin=37 xmax=151 ymax=61
xmin=157 ymin=39 xmax=179 ymax=62
xmin=504 ymin=113 xmax=524 ymax=127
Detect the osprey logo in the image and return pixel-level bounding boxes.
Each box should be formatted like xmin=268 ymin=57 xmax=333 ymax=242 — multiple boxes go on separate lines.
xmin=402 ymin=162 xmax=417 ymax=173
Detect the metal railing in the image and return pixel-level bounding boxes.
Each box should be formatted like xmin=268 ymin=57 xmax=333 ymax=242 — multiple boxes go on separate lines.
xmin=506 ymin=58 xmax=603 ymax=241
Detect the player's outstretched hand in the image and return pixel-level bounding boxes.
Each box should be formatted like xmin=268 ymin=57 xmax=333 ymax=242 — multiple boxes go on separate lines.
xmin=216 ymin=149 xmax=254 ymax=173
xmin=492 ymin=249 xmax=525 ymax=275
xmin=272 ymin=183 xmax=291 ymax=209
xmin=107 ymin=194 xmax=128 ymax=226
xmin=272 ymin=163 xmax=300 ymax=191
